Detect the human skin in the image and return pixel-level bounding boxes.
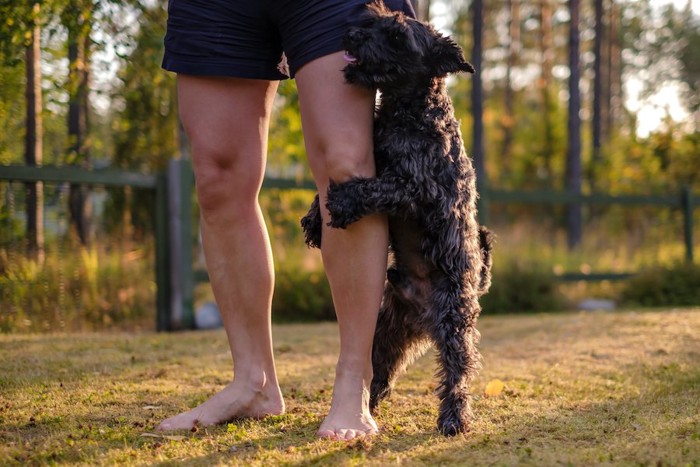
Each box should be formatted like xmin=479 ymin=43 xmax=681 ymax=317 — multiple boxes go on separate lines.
xmin=156 ymin=51 xmax=388 ymax=440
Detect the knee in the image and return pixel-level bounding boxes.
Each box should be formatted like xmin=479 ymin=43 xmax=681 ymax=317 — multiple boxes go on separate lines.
xmin=191 ymin=143 xmax=261 ymax=219
xmin=321 ymin=145 xmax=375 ymax=186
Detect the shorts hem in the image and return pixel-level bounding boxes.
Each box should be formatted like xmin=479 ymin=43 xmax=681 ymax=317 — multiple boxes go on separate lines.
xmin=162 ymin=54 xmax=289 ymax=81
xmin=289 ymin=42 xmax=345 ymax=77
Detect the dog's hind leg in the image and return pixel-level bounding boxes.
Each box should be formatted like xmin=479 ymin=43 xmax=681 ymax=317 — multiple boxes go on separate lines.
xmin=370 ymin=270 xmax=429 ymax=412
xmin=477 ymin=226 xmax=494 ymax=295
xmin=428 ymin=284 xmax=481 ymax=436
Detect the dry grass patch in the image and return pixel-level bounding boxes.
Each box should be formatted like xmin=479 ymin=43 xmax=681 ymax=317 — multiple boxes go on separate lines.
xmin=1 ymin=309 xmax=699 ymax=465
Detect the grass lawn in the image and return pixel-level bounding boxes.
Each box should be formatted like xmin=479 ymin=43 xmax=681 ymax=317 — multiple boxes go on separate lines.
xmin=1 ymin=309 xmax=699 ymax=466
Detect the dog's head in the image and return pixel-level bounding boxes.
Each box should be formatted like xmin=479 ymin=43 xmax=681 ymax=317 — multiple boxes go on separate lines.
xmin=343 ymin=0 xmax=474 ymax=90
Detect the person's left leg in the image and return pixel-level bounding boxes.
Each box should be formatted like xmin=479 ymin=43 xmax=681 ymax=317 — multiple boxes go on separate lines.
xmin=295 ymin=51 xmax=389 ymax=440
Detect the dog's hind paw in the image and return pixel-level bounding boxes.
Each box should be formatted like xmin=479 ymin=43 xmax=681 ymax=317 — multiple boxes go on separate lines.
xmin=437 ymin=415 xmax=470 ymax=437
xmin=369 ymin=380 xmax=392 ymax=413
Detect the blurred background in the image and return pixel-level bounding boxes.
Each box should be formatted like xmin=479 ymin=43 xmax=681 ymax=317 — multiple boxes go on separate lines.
xmin=0 ymin=0 xmax=698 ymax=333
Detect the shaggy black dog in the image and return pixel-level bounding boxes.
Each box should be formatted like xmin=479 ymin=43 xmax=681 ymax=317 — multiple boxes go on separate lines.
xmin=301 ymin=1 xmax=493 ymax=436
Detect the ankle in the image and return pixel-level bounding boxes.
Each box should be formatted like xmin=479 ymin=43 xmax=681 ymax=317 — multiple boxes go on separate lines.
xmin=233 ymin=366 xmax=279 ymax=393
xmin=335 ymin=361 xmax=372 ymax=386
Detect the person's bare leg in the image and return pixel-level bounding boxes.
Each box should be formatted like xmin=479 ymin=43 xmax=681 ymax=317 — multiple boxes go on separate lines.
xmin=296 ymin=52 xmax=388 ymax=440
xmin=158 ymin=75 xmax=284 ymax=430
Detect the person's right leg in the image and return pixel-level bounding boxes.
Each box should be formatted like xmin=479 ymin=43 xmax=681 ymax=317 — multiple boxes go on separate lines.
xmin=296 ymin=52 xmax=388 ymax=440
xmin=158 ymin=75 xmax=284 ymax=430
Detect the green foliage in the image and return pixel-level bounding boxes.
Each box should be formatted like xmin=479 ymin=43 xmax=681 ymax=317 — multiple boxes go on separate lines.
xmin=272 ymin=269 xmax=334 ymax=322
xmin=481 ymin=262 xmax=566 ymax=314
xmin=0 ymin=201 xmax=22 ymax=249
xmin=0 ymin=57 xmax=24 ymax=165
xmin=0 ymin=2 xmax=41 ymax=61
xmin=621 ymin=262 xmax=700 ymax=307
xmin=0 ymin=240 xmax=155 ymax=333
xmin=259 ymin=189 xmax=334 ymax=321
xmin=596 ymin=123 xmax=700 ymax=194
xmin=268 ymin=80 xmax=309 ymax=179
xmin=111 ymin=2 xmax=177 ymax=172
xmin=678 ymin=13 xmax=700 ymax=117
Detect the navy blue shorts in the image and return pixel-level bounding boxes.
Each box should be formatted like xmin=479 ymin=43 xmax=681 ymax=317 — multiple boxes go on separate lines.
xmin=163 ymin=0 xmax=415 ymax=80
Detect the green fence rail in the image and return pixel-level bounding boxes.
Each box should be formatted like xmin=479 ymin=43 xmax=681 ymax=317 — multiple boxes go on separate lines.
xmin=1 ymin=163 xmax=697 ymax=331
xmin=479 ymin=186 xmax=696 ymax=282
xmin=0 ymin=164 xmax=173 ymax=331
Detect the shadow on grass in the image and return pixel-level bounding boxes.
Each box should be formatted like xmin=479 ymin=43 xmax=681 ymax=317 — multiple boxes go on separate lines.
xmin=398 ymin=361 xmax=700 ymax=465
xmin=2 ymin=312 xmax=700 ymax=465
xmin=4 ymin=363 xmax=699 ymax=466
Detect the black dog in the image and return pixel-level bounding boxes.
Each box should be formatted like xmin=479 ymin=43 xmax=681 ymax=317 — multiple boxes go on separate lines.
xmin=301 ymin=1 xmax=493 ymax=436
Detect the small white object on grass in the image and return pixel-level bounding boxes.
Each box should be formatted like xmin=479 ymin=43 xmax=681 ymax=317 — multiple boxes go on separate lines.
xmin=577 ymin=299 xmax=616 ymax=312
xmin=195 ymin=302 xmax=223 ymax=329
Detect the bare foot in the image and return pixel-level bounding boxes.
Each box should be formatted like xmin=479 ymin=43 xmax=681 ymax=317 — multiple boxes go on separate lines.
xmin=157 ymin=373 xmax=284 ymax=431
xmin=317 ymin=367 xmax=378 ymax=440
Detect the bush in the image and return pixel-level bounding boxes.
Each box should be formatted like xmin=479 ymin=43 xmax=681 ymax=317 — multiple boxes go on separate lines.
xmin=0 ymin=241 xmax=155 ymax=333
xmin=481 ymin=262 xmax=566 ymax=314
xmin=272 ymin=268 xmax=335 ymax=322
xmin=621 ymin=262 xmax=700 ymax=307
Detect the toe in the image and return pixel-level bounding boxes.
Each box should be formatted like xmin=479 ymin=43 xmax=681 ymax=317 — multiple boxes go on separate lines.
xmin=317 ymin=429 xmax=337 ymax=440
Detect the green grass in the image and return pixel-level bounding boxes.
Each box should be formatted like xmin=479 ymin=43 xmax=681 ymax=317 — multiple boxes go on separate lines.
xmin=1 ymin=309 xmax=699 ymax=466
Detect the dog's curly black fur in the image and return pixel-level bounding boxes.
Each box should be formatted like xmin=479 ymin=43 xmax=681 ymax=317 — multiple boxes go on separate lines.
xmin=300 ymin=1 xmax=493 ymax=436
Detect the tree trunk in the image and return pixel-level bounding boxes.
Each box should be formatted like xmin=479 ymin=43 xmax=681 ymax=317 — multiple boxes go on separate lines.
xmin=472 ymin=0 xmax=486 ymax=194
xmin=25 ymin=4 xmax=44 ymax=262
xmin=66 ymin=5 xmax=91 ymax=246
xmin=607 ymin=1 xmax=621 ymax=137
xmin=539 ymin=0 xmax=554 ymax=183
xmin=410 ymin=0 xmax=430 ymax=21
xmin=591 ymin=0 xmax=604 ymax=192
xmin=501 ymin=0 xmax=520 ymax=182
xmin=566 ymin=0 xmax=582 ymax=249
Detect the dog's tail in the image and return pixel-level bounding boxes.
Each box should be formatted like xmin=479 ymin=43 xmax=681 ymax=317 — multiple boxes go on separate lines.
xmin=477 ymin=226 xmax=494 ymax=296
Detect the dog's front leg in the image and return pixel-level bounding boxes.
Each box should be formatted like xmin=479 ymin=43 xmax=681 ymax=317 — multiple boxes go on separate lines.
xmin=326 ymin=177 xmax=417 ymax=228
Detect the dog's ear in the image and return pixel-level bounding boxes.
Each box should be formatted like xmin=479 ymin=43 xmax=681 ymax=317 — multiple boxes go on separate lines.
xmin=430 ymin=34 xmax=475 ymax=75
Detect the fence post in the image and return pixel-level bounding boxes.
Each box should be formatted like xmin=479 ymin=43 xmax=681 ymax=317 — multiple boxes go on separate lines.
xmin=167 ymin=158 xmax=195 ymax=330
xmin=682 ymin=185 xmax=694 ymax=263
xmin=155 ymin=172 xmax=171 ymax=331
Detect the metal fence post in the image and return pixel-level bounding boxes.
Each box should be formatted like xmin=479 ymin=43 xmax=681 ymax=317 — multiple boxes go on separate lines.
xmin=167 ymin=159 xmax=195 ymax=330
xmin=682 ymin=185 xmax=694 ymax=263
xmin=155 ymin=172 xmax=171 ymax=331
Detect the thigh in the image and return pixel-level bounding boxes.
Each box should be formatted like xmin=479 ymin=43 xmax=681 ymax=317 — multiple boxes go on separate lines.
xmin=295 ymin=52 xmax=375 ymax=184
xmin=177 ymin=75 xmax=278 ymax=191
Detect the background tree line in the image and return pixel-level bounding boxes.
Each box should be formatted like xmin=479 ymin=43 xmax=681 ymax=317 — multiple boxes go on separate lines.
xmin=1 ymin=0 xmax=698 ymax=253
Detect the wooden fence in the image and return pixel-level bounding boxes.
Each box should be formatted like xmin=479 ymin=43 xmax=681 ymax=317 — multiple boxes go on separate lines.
xmin=1 ymin=162 xmax=697 ymax=331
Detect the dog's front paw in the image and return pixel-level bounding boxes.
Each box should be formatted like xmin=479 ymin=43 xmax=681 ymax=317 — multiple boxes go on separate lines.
xmin=326 ymin=182 xmax=365 ymax=228
xmin=301 ymin=195 xmax=323 ymax=248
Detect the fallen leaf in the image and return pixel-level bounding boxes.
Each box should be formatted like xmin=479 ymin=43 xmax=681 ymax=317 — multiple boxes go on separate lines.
xmin=142 ymin=405 xmax=161 ymax=410
xmin=484 ymin=379 xmax=505 ymax=397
